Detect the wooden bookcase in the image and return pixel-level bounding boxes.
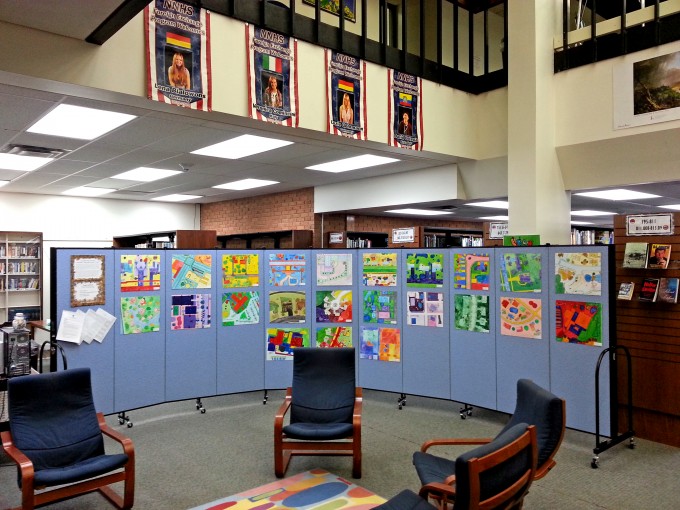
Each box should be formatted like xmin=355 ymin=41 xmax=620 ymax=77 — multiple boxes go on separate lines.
xmin=112 ymin=230 xmax=217 ymax=249
xmin=0 ymin=231 xmax=42 ymax=323
xmin=218 ymin=230 xmax=313 ymax=250
xmin=326 ymin=231 xmax=389 ymax=249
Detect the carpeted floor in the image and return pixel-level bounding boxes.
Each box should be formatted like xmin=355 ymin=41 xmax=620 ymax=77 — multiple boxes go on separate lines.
xmin=1 ymin=389 xmax=679 ymax=509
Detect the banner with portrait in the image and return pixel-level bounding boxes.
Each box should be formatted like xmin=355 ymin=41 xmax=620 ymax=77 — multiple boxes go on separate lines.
xmin=144 ymin=0 xmax=211 ymax=111
xmin=326 ymin=50 xmax=367 ymax=139
xmin=388 ymin=69 xmax=423 ymax=150
xmin=246 ymin=24 xmax=299 ymax=127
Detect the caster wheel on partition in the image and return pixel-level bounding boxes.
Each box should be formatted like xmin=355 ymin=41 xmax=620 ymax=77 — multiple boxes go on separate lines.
xmin=629 ymin=438 xmax=636 ymax=449
xmin=460 ymin=412 xmax=466 ymax=420
xmin=127 ymin=422 xmax=133 ymax=428
xmin=201 ymin=408 xmax=206 ymax=414
xmin=591 ymin=456 xmax=599 ymax=469
xmin=118 ymin=418 xmax=125 ymax=425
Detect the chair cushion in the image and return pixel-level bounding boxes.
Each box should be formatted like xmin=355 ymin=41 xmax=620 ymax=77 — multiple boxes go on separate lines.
xmin=412 ymin=450 xmax=456 ymax=486
xmin=373 ymin=490 xmax=435 ymax=510
xmin=32 ymin=453 xmax=129 ymax=488
xmin=500 ymin=379 xmax=563 ymax=467
xmin=283 ymin=422 xmax=354 ymax=440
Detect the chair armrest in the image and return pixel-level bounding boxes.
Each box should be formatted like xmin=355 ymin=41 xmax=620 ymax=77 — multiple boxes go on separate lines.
xmin=1 ymin=430 xmax=36 ymax=485
xmin=98 ymin=413 xmax=135 ymax=458
xmin=419 ymin=480 xmax=457 ymax=506
xmin=274 ymin=388 xmax=293 ymax=434
xmin=353 ymin=388 xmax=363 ymax=429
xmin=420 ymin=437 xmax=492 ymax=453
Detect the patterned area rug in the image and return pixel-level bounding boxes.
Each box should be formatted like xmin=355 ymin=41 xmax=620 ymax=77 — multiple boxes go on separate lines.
xmin=189 ymin=469 xmax=386 ymax=510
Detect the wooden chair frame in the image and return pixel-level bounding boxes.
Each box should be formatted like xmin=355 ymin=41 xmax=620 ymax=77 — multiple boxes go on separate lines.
xmin=1 ymin=412 xmax=135 ymax=510
xmin=274 ymin=386 xmax=363 ymax=478
xmin=419 ymin=425 xmax=538 ymax=510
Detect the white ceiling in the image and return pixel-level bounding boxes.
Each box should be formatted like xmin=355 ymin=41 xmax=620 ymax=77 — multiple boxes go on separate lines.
xmin=1 ymin=1 xmax=679 ymax=228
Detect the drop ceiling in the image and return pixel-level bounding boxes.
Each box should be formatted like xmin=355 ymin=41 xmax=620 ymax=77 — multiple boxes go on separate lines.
xmin=1 ymin=0 xmax=679 ymax=229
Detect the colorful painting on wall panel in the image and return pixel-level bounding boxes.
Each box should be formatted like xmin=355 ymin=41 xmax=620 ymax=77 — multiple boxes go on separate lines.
xmin=120 ymin=254 xmax=161 ymax=292
xmin=500 ymin=297 xmax=542 ymax=339
xmin=267 ymin=328 xmax=310 ymax=360
xmin=453 ymin=253 xmax=490 ymax=291
xmin=379 ymin=328 xmax=401 ymax=362
xmin=360 ymin=327 xmax=380 ymax=359
xmin=454 ymin=294 xmax=490 ymax=333
xmin=362 ymin=252 xmax=397 ymax=286
xmin=554 ymin=252 xmax=602 ymax=296
xmin=222 ymin=291 xmax=260 ymax=326
xmin=363 ymin=290 xmax=397 ymax=324
xmin=555 ymin=300 xmax=602 ymax=347
xmin=316 ymin=253 xmax=353 ymax=286
xmin=171 ymin=254 xmax=212 ymax=289
xmin=121 ymin=295 xmax=161 ymax=334
xmin=171 ymin=294 xmax=211 ymax=329
xmin=499 ymin=252 xmax=542 ymax=293
xmin=315 ymin=290 xmax=352 ymax=323
xmin=407 ymin=291 xmax=444 ymax=327
xmin=270 ymin=291 xmax=306 ymax=323
xmin=269 ymin=253 xmax=306 ymax=287
xmin=316 ymin=326 xmax=353 ymax=348
xmin=406 ymin=252 xmax=444 ymax=288
xmin=222 ymin=253 xmax=259 ymax=288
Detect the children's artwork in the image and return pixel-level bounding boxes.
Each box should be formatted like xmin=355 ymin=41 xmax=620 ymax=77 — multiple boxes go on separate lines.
xmin=503 ymin=235 xmax=540 ymax=247
xmin=555 ymin=300 xmax=602 ymax=347
xmin=316 ymin=326 xmax=353 ymax=348
xmin=362 ymin=252 xmax=398 ymax=286
xmin=363 ymin=290 xmax=397 ymax=324
xmin=269 ymin=291 xmax=306 ymax=323
xmin=554 ymin=252 xmax=601 ymax=296
xmin=171 ymin=293 xmax=211 ymax=329
xmin=406 ymin=291 xmax=444 ymax=327
xmin=266 ymin=328 xmax=310 ymax=360
xmin=500 ymin=297 xmax=542 ymax=339
xmin=500 ymin=252 xmax=542 ymax=292
xmin=453 ymin=253 xmax=490 ymax=291
xmin=316 ymin=253 xmax=353 ymax=286
xmin=360 ymin=327 xmax=380 ymax=359
xmin=406 ymin=252 xmax=444 ymax=287
xmin=120 ymin=254 xmax=161 ymax=292
xmin=171 ymin=254 xmax=212 ymax=289
xmin=454 ymin=294 xmax=490 ymax=333
xmin=222 ymin=291 xmax=260 ymax=326
xmin=222 ymin=253 xmax=259 ymax=288
xmin=315 ymin=290 xmax=352 ymax=323
xmin=121 ymin=295 xmax=161 ymax=334
xmin=269 ymin=253 xmax=306 ymax=286
xmin=379 ymin=328 xmax=401 ymax=362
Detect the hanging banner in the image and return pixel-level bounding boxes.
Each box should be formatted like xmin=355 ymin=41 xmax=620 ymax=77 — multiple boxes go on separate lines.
xmin=144 ymin=0 xmax=211 ymax=111
xmin=388 ymin=69 xmax=423 ymax=150
xmin=326 ymin=50 xmax=367 ymax=139
xmin=246 ymin=24 xmax=299 ymax=126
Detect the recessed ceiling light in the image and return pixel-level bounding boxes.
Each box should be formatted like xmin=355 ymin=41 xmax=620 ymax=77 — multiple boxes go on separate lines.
xmin=0 ymin=153 xmax=53 ymax=171
xmin=571 ymin=221 xmax=594 ymax=225
xmin=658 ymin=204 xmax=680 ymax=210
xmin=151 ymin=194 xmax=202 ymax=202
xmin=306 ymin=154 xmax=399 ymax=173
xmin=0 ymin=180 xmax=9 ymax=187
xmin=111 ymin=167 xmax=182 ymax=182
xmin=191 ymin=134 xmax=293 ymax=159
xmin=27 ymin=104 xmax=136 ymax=140
xmin=574 ymin=189 xmax=660 ymax=200
xmin=62 ymin=186 xmax=116 ymax=197
xmin=384 ymin=208 xmax=453 ymax=216
xmin=479 ymin=215 xmax=509 ymax=220
xmin=466 ymin=200 xmax=509 ymax=209
xmin=571 ymin=210 xmax=614 ymax=216
xmin=213 ymin=178 xmax=279 ymax=190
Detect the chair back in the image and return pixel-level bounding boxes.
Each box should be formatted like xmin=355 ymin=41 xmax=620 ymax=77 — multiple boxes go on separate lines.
xmin=290 ymin=347 xmax=356 ymax=425
xmin=454 ymin=423 xmax=537 ymax=509
xmin=500 ymin=378 xmax=565 ymax=470
xmin=8 ymin=368 xmax=105 ymax=472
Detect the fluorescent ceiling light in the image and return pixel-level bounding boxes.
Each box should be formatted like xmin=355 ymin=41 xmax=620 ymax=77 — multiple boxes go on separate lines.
xmin=191 ymin=134 xmax=293 ymax=159
xmin=306 ymin=154 xmax=399 ymax=173
xmin=27 ymin=104 xmax=136 ymax=140
xmin=151 ymin=194 xmax=202 ymax=202
xmin=62 ymin=186 xmax=116 ymax=197
xmin=571 ymin=221 xmax=594 ymax=225
xmin=384 ymin=208 xmax=452 ymax=216
xmin=574 ymin=189 xmax=660 ymax=200
xmin=213 ymin=178 xmax=279 ymax=190
xmin=571 ymin=210 xmax=614 ymax=217
xmin=467 ymin=200 xmax=509 ymax=209
xmin=0 ymin=153 xmax=53 ymax=171
xmin=111 ymin=167 xmax=182 ymax=182
xmin=658 ymin=204 xmax=680 ymax=211
xmin=0 ymin=180 xmax=9 ymax=187
xmin=479 ymin=215 xmax=509 ymax=220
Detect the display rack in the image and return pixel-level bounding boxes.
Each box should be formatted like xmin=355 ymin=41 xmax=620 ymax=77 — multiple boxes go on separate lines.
xmin=0 ymin=231 xmax=42 ymax=323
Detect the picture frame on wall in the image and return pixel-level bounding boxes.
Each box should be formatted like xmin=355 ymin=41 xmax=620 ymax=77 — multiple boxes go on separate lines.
xmin=302 ymin=0 xmax=356 ymax=22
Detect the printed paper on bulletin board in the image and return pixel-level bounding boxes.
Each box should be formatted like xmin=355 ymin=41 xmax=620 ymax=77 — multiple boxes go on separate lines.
xmin=70 ymin=255 xmax=106 ymax=307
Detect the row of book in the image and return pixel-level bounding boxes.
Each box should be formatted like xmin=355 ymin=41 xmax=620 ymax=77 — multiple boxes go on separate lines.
xmin=622 ymin=242 xmax=672 ymax=269
xmin=0 ymin=245 xmax=41 ymax=258
xmin=617 ymin=278 xmax=679 ymax=303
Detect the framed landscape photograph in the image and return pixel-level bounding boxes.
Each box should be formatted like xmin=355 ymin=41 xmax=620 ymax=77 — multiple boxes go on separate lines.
xmin=303 ymin=0 xmax=356 ymax=22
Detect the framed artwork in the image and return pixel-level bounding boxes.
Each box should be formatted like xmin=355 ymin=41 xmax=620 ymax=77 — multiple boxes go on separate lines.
xmin=302 ymin=0 xmax=356 ymax=22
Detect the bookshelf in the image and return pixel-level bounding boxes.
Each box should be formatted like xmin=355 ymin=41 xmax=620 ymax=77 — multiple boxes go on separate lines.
xmin=418 ymin=226 xmax=483 ymax=248
xmin=571 ymin=227 xmax=613 ymax=245
xmin=112 ymin=230 xmax=217 ymax=249
xmin=218 ymin=230 xmax=313 ymax=249
xmin=0 ymin=232 xmax=42 ymax=323
xmin=326 ymin=231 xmax=389 ymax=249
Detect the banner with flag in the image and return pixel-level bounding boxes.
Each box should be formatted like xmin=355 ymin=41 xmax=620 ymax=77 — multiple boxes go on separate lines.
xmin=388 ymin=69 xmax=423 ymax=150
xmin=326 ymin=49 xmax=366 ymax=139
xmin=247 ymin=24 xmax=298 ymax=127
xmin=145 ymin=0 xmax=211 ymax=111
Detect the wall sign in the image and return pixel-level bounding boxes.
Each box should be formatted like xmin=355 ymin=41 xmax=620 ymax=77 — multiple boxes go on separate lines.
xmin=392 ymin=227 xmax=415 ymax=243
xmin=626 ymin=213 xmax=674 ymax=236
xmin=328 ymin=232 xmax=344 ymax=244
xmin=489 ymin=222 xmax=509 ymax=239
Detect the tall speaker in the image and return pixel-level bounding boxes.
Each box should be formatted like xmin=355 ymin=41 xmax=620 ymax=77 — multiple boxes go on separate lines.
xmin=2 ymin=327 xmax=31 ymax=377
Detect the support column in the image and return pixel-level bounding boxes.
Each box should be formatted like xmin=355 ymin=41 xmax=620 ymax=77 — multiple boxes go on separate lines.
xmin=507 ymin=0 xmax=571 ymax=244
